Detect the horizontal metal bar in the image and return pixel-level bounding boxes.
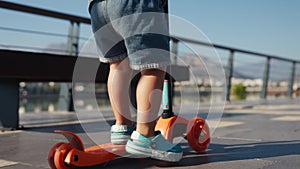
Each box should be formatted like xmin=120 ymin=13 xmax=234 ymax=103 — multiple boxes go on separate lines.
xmin=171 ymin=36 xmax=300 ymax=63
xmin=0 ymin=1 xmax=90 ymax=24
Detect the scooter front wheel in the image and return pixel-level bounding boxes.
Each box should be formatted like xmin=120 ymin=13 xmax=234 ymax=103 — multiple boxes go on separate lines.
xmin=186 ymin=117 xmax=210 ymax=152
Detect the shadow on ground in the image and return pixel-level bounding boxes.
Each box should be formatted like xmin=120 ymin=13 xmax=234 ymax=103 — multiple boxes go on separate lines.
xmin=21 ymin=120 xmax=115 ymax=133
xmin=70 ymin=140 xmax=300 ymax=168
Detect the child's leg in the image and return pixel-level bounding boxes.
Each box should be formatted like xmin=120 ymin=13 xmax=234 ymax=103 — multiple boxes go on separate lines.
xmin=126 ymin=68 xmax=183 ymax=162
xmin=136 ymin=68 xmax=166 ymax=137
xmin=107 ymin=58 xmax=134 ymax=126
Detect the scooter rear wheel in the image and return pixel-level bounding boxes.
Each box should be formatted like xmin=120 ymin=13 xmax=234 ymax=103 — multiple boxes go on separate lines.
xmin=186 ymin=117 xmax=210 ymax=152
xmin=54 ymin=143 xmax=75 ymax=169
xmin=48 ymin=142 xmax=64 ymax=169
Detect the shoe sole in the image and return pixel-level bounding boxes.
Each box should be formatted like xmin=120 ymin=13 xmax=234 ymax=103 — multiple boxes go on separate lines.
xmin=111 ymin=134 xmax=130 ymax=145
xmin=126 ymin=140 xmax=183 ymax=162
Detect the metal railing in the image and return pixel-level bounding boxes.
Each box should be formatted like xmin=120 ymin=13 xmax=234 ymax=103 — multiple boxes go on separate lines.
xmin=1 ymin=1 xmax=299 ymax=102
xmin=170 ymin=36 xmax=300 ymax=101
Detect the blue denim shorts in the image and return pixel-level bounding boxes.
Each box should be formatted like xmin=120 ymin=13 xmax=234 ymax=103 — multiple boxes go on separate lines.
xmin=89 ymin=0 xmax=170 ymax=70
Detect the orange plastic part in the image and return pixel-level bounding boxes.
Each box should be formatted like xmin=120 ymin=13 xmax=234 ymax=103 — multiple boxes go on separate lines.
xmin=54 ymin=130 xmax=84 ymax=151
xmin=54 ymin=143 xmax=75 ymax=169
xmin=64 ymin=143 xmax=126 ymax=167
xmin=155 ymin=116 xmax=189 ymax=142
xmin=50 ymin=130 xmax=128 ymax=167
xmin=186 ymin=117 xmax=210 ymax=152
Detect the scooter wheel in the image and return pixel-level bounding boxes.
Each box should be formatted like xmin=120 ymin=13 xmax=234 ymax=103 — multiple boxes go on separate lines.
xmin=54 ymin=143 xmax=75 ymax=169
xmin=48 ymin=142 xmax=64 ymax=169
xmin=186 ymin=117 xmax=210 ymax=153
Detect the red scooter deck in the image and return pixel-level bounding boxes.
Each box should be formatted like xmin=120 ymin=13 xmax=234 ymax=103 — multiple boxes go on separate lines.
xmin=49 ymin=119 xmax=210 ymax=169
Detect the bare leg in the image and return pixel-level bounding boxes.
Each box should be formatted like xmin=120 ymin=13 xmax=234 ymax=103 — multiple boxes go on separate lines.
xmin=107 ymin=58 xmax=133 ymax=126
xmin=136 ymin=68 xmax=166 ymax=137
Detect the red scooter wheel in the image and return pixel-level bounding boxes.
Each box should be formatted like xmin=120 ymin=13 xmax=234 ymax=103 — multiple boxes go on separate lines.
xmin=48 ymin=142 xmax=64 ymax=169
xmin=54 ymin=143 xmax=75 ymax=169
xmin=186 ymin=117 xmax=210 ymax=152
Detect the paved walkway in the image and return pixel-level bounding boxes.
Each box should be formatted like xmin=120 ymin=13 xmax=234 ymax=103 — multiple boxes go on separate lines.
xmin=0 ymin=99 xmax=299 ymax=169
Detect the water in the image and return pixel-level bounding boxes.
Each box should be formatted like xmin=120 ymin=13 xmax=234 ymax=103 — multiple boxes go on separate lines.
xmin=20 ymin=92 xmax=277 ymax=114
xmin=19 ymin=95 xmax=111 ymax=113
xmin=19 ymin=95 xmax=59 ymax=113
xmin=19 ymin=83 xmax=293 ymax=113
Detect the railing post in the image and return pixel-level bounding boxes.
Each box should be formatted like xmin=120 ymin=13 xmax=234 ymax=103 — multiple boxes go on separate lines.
xmin=0 ymin=79 xmax=19 ymax=129
xmin=66 ymin=21 xmax=80 ymax=56
xmin=171 ymin=38 xmax=179 ymax=65
xmin=73 ymin=22 xmax=80 ymax=56
xmin=261 ymin=57 xmax=271 ymax=99
xmin=66 ymin=21 xmax=74 ymax=55
xmin=288 ymin=61 xmax=296 ymax=98
xmin=226 ymin=50 xmax=234 ymax=102
xmin=59 ymin=21 xmax=81 ymax=111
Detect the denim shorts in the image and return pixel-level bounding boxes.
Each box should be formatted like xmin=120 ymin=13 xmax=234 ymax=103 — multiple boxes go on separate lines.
xmin=89 ymin=0 xmax=170 ymax=70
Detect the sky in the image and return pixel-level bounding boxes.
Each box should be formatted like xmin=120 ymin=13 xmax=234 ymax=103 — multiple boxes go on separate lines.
xmin=0 ymin=0 xmax=300 ymax=61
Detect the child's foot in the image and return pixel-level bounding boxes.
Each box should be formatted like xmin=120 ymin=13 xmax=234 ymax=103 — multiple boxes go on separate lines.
xmin=111 ymin=125 xmax=135 ymax=145
xmin=125 ymin=131 xmax=183 ymax=162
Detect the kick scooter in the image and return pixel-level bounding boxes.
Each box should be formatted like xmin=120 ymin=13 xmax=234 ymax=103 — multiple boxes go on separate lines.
xmin=48 ymin=79 xmax=210 ymax=169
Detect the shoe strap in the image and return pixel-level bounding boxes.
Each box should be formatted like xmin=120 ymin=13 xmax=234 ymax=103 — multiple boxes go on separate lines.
xmin=131 ymin=131 xmax=152 ymax=144
xmin=111 ymin=125 xmax=128 ymax=132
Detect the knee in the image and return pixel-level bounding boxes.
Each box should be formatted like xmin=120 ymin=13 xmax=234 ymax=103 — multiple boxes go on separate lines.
xmin=141 ymin=68 xmax=166 ymax=77
xmin=110 ymin=58 xmax=131 ymax=71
